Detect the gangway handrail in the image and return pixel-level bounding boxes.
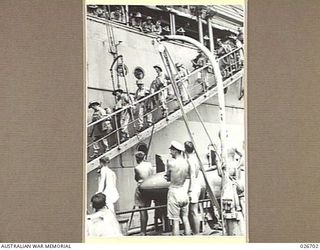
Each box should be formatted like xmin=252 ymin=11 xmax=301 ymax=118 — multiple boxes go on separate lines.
xmin=115 ymin=198 xmax=211 ymax=215
xmin=87 ymin=47 xmax=242 ymax=129
xmin=87 ymin=64 xmax=209 ymax=128
xmin=216 ymin=46 xmax=243 ymax=61
xmin=87 ymin=78 xmax=213 ymax=148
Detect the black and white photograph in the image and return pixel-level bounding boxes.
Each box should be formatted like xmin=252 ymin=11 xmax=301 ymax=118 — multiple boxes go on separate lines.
xmin=85 ymin=3 xmax=245 ymax=238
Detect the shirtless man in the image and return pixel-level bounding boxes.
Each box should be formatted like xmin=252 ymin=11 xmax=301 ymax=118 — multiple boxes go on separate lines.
xmin=166 ymin=141 xmax=192 ymax=236
xmin=134 ymin=151 xmax=154 ymax=235
xmin=184 ymin=141 xmax=201 ymax=235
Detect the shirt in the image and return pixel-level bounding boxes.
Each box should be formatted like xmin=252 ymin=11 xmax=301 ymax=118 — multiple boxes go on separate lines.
xmin=98 ymin=166 xmax=119 ymax=204
xmin=86 ymin=208 xmax=122 ymax=237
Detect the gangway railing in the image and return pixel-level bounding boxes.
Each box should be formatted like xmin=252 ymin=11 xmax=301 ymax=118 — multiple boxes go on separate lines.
xmin=87 ymin=47 xmax=243 ymax=168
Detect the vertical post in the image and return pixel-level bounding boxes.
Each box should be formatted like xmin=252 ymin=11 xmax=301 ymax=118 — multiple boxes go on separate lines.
xmin=170 ymin=13 xmax=176 ymax=35
xmin=208 ymin=19 xmax=214 ymax=52
xmin=125 ymin=5 xmax=129 ymax=26
xmin=198 ymin=17 xmax=204 ymax=44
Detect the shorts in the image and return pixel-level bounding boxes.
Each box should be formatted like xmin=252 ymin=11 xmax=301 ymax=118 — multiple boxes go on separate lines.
xmin=189 ymin=178 xmax=201 ymax=204
xmin=167 ymin=186 xmax=189 ymax=220
xmin=134 ymin=186 xmax=151 ymax=208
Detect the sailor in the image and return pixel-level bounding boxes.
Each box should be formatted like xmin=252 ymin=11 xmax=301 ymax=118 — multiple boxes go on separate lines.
xmin=113 ymin=88 xmax=131 ymax=142
xmin=135 ymin=80 xmax=152 ymax=132
xmin=152 ymin=65 xmax=168 ymax=118
xmin=175 ymin=62 xmax=190 ymax=105
xmin=166 ymin=141 xmax=192 ymax=236
xmin=97 ymin=156 xmax=119 ymax=213
xmin=184 ymin=141 xmax=201 ymax=235
xmin=88 ymin=101 xmax=110 ymax=157
xmin=86 ymin=193 xmax=122 ymax=237
xmin=134 ymin=151 xmax=154 ymax=235
xmin=142 ymin=16 xmax=154 ymax=33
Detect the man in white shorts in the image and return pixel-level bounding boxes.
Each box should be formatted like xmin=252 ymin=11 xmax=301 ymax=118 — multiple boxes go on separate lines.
xmin=184 ymin=141 xmax=201 ymax=235
xmin=166 ymin=141 xmax=192 ymax=236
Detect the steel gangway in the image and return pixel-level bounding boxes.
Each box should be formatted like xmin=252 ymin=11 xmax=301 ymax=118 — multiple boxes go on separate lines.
xmin=87 ymin=45 xmax=244 ymax=173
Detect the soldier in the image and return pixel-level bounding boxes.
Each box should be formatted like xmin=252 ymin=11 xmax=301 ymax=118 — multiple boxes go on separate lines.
xmin=134 ymin=151 xmax=154 ymax=235
xmin=229 ymin=34 xmax=244 ymax=67
xmin=152 ymin=65 xmax=168 ymax=118
xmin=184 ymin=141 xmax=201 ymax=235
xmin=110 ymin=6 xmax=124 ymax=22
xmin=135 ymin=80 xmax=152 ymax=132
xmin=97 ymin=156 xmax=119 ymax=213
xmin=86 ymin=193 xmax=122 ymax=237
xmin=142 ymin=16 xmax=154 ymax=33
xmin=88 ymin=101 xmax=110 ymax=158
xmin=113 ymin=88 xmax=131 ymax=142
xmin=152 ymin=20 xmax=162 ymax=35
xmin=175 ymin=62 xmax=190 ymax=105
xmin=132 ymin=12 xmax=143 ymax=32
xmin=192 ymin=50 xmax=209 ymax=92
xmin=166 ymin=141 xmax=192 ymax=236
xmin=237 ymin=27 xmax=244 ymax=44
xmin=216 ymin=38 xmax=233 ymax=76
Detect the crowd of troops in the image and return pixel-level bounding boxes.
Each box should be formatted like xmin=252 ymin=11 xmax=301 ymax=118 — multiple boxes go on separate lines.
xmin=87 ymin=5 xmax=183 ymax=36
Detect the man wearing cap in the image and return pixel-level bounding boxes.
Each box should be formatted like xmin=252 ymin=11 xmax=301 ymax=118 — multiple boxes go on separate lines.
xmin=86 ymin=193 xmax=122 ymax=237
xmin=175 ymin=62 xmax=190 ymax=105
xmin=165 ymin=141 xmax=192 ymax=236
xmin=193 ymin=50 xmax=209 ymax=92
xmin=132 ymin=12 xmax=143 ymax=31
xmin=110 ymin=6 xmax=124 ymax=22
xmin=216 ymin=38 xmax=233 ymax=75
xmin=229 ymin=34 xmax=244 ymax=67
xmin=142 ymin=16 xmax=154 ymax=33
xmin=87 ymin=5 xmax=98 ymax=15
xmin=97 ymin=156 xmax=119 ymax=213
xmin=88 ymin=101 xmax=110 ymax=157
xmin=135 ymin=80 xmax=152 ymax=132
xmin=184 ymin=141 xmax=201 ymax=235
xmin=152 ymin=64 xmax=168 ymax=118
xmin=134 ymin=151 xmax=154 ymax=235
xmin=113 ymin=89 xmax=131 ymax=142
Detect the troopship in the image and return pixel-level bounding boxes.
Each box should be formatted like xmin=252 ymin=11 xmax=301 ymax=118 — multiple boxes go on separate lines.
xmin=86 ymin=4 xmax=244 ymax=236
